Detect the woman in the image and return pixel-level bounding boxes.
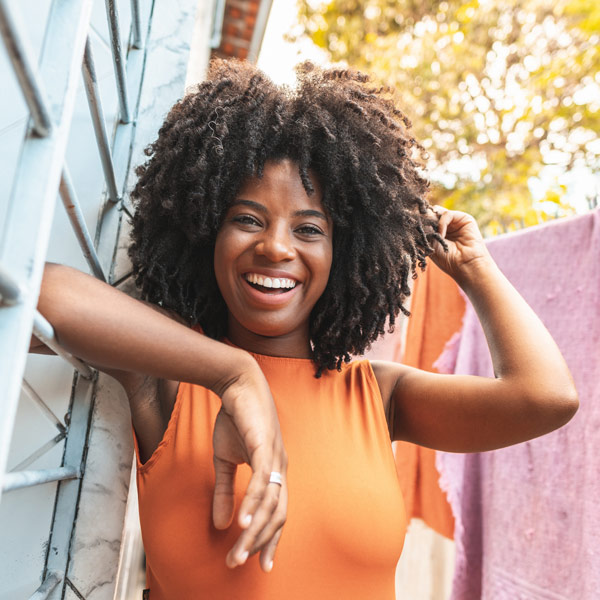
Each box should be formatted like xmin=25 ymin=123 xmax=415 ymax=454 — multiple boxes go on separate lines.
xmin=33 ymin=60 xmax=578 ymax=599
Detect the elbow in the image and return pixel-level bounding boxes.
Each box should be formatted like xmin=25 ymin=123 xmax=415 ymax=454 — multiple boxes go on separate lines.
xmin=518 ymin=378 xmax=579 ymax=436
xmin=539 ymin=382 xmax=579 ymax=433
xmin=557 ymin=385 xmax=579 ymax=427
xmin=554 ymin=369 xmax=580 ymax=425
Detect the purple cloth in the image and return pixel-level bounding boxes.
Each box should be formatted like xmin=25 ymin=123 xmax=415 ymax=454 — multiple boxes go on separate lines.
xmin=434 ymin=209 xmax=600 ymax=600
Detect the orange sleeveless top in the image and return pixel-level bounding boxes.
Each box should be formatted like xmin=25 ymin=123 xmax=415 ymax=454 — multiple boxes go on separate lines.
xmin=134 ymin=351 xmax=407 ymax=599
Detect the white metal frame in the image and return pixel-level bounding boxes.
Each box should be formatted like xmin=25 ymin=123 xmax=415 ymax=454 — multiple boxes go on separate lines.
xmin=0 ymin=0 xmax=163 ymax=597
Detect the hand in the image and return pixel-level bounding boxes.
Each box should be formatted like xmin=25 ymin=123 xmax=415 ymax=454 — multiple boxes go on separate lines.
xmin=211 ymin=359 xmax=288 ymax=573
xmin=429 ymin=207 xmax=491 ymax=281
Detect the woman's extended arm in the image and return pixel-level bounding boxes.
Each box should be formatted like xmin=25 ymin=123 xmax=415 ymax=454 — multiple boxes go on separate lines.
xmin=373 ymin=209 xmax=579 ymax=452
xmin=35 ymin=263 xmax=287 ymax=571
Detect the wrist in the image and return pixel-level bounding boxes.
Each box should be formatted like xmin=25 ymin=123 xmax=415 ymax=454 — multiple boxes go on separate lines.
xmin=208 ymin=347 xmax=260 ymax=399
xmin=452 ymin=252 xmax=500 ymax=293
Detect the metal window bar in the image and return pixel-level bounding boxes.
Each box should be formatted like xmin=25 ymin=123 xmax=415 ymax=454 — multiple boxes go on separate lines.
xmin=1 ymin=11 xmax=109 ymax=283
xmin=0 ymin=0 xmax=154 ymax=489
xmin=0 ymin=2 xmax=52 ymax=137
xmin=28 ymin=570 xmax=63 ymax=600
xmin=0 ymin=0 xmax=156 ymax=596
xmin=0 ymin=0 xmax=94 ymax=500
xmin=130 ymin=0 xmax=143 ymax=49
xmin=210 ymin=0 xmax=227 ymax=49
xmin=21 ymin=380 xmax=67 ymax=434
xmin=82 ymin=36 xmax=120 ymax=204
xmin=1 ymin=0 xmax=203 ymax=595
xmin=2 ymin=467 xmax=79 ymax=493
xmin=0 ymin=263 xmax=23 ymax=305
xmin=59 ymin=167 xmax=107 ymax=280
xmin=10 ymin=433 xmax=66 ymax=473
xmin=105 ymin=0 xmax=131 ymax=124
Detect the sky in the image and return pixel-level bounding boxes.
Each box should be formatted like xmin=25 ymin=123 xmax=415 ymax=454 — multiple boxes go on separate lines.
xmin=257 ymin=0 xmax=329 ymax=86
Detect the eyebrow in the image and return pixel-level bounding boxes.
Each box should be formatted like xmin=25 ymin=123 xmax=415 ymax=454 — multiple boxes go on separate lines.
xmin=231 ymin=199 xmax=329 ymax=222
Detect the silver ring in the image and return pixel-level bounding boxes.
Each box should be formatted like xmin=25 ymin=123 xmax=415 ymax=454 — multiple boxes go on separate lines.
xmin=269 ymin=471 xmax=282 ymax=486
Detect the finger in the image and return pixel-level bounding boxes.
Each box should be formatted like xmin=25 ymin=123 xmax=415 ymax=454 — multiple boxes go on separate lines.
xmin=222 ymin=445 xmax=272 ymax=568
xmin=226 ymin=480 xmax=282 ymax=568
xmin=227 ymin=452 xmax=286 ymax=568
xmin=212 ymin=456 xmax=237 ymax=530
xmin=433 ymin=207 xmax=451 ymax=239
xmin=260 ymin=527 xmax=284 ymax=573
xmin=250 ymin=478 xmax=287 ymax=556
xmin=236 ymin=444 xmax=272 ymax=529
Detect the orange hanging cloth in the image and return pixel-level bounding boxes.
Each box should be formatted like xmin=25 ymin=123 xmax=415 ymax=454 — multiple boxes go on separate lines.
xmin=395 ymin=261 xmax=464 ymax=539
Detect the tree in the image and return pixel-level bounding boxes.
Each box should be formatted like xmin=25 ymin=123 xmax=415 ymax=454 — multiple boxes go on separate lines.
xmin=295 ymin=0 xmax=600 ymax=233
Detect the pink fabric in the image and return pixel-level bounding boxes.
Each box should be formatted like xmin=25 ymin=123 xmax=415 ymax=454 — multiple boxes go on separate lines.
xmin=435 ymin=209 xmax=600 ymax=600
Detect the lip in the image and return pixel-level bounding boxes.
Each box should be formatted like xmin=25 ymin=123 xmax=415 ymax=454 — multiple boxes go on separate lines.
xmin=240 ymin=275 xmax=302 ymax=307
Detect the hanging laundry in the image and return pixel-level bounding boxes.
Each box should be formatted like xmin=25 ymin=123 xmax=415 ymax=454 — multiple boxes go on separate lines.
xmin=435 ymin=209 xmax=600 ymax=600
xmin=398 ymin=262 xmax=464 ymax=539
xmin=363 ymin=261 xmax=462 ymax=539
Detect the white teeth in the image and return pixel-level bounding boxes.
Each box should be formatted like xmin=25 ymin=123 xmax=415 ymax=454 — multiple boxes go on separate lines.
xmin=245 ymin=274 xmax=297 ymax=289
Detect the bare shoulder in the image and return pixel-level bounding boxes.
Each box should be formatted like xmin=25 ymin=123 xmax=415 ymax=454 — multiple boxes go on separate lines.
xmin=370 ymin=360 xmax=405 ymax=402
xmin=369 ymin=360 xmax=411 ymax=432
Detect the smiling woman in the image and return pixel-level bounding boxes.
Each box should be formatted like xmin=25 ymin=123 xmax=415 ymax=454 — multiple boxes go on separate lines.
xmin=33 ymin=59 xmax=578 ymax=599
xmin=128 ymin=59 xmax=444 ymax=376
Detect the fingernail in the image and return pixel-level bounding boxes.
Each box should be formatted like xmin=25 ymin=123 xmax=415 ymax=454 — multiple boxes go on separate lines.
xmin=241 ymin=514 xmax=252 ymax=527
xmin=239 ymin=550 xmax=249 ymax=564
xmin=267 ymin=560 xmax=273 ymax=572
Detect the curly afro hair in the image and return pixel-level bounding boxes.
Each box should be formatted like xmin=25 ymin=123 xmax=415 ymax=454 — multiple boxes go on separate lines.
xmin=128 ymin=58 xmax=444 ymax=375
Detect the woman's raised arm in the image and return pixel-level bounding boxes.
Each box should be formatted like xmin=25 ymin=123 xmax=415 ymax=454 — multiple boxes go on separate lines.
xmin=373 ymin=209 xmax=579 ymax=452
xmin=34 ymin=262 xmax=287 ymax=572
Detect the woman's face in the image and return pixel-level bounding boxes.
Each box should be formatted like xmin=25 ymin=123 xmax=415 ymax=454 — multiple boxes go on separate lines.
xmin=214 ymin=159 xmax=333 ymax=353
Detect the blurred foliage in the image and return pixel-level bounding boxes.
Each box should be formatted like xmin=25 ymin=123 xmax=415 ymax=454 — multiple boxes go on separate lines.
xmin=294 ymin=0 xmax=600 ymax=233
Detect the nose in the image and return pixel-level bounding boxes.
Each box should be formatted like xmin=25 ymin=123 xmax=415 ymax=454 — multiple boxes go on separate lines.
xmin=255 ymin=224 xmax=296 ymax=262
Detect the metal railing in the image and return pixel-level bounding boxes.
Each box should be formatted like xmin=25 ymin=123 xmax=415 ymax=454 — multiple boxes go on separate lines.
xmin=0 ymin=0 xmax=156 ymax=597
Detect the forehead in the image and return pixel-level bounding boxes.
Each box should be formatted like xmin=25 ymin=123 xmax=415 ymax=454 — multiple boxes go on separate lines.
xmin=235 ymin=159 xmax=324 ymax=213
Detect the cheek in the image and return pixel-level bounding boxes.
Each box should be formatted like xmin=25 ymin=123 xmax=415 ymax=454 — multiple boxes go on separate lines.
xmin=213 ymin=234 xmax=232 ymax=295
xmin=312 ymin=247 xmax=333 ymax=297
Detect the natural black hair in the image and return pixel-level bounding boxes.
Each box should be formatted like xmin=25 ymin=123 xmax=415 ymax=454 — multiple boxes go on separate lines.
xmin=128 ymin=58 xmax=444 ymax=375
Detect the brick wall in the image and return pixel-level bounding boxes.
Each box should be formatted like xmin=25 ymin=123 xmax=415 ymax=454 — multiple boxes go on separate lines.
xmin=212 ymin=0 xmax=261 ymax=60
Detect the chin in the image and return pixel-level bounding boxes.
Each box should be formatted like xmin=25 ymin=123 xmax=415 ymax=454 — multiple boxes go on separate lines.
xmin=240 ymin=321 xmax=295 ymax=338
xmin=230 ymin=310 xmax=308 ymax=340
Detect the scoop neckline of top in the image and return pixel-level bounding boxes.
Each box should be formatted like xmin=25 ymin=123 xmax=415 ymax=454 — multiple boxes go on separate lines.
xmin=222 ymin=337 xmax=317 ymax=364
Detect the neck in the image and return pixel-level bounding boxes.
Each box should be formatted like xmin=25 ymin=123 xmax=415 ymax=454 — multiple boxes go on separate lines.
xmin=226 ymin=318 xmax=312 ymax=359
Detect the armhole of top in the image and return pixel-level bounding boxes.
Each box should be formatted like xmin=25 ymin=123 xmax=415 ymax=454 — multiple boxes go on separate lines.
xmin=362 ymin=360 xmax=395 ymax=442
xmin=134 ymin=327 xmax=204 ymax=473
xmin=134 ymin=381 xmax=183 ymax=474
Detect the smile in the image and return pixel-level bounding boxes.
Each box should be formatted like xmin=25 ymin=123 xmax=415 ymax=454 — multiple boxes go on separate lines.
xmin=241 ymin=272 xmax=301 ymax=306
xmin=244 ymin=272 xmax=298 ymax=291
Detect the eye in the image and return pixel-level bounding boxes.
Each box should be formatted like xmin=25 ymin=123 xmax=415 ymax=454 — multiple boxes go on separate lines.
xmin=232 ymin=214 xmax=261 ymax=227
xmin=295 ymin=224 xmax=324 ymax=236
